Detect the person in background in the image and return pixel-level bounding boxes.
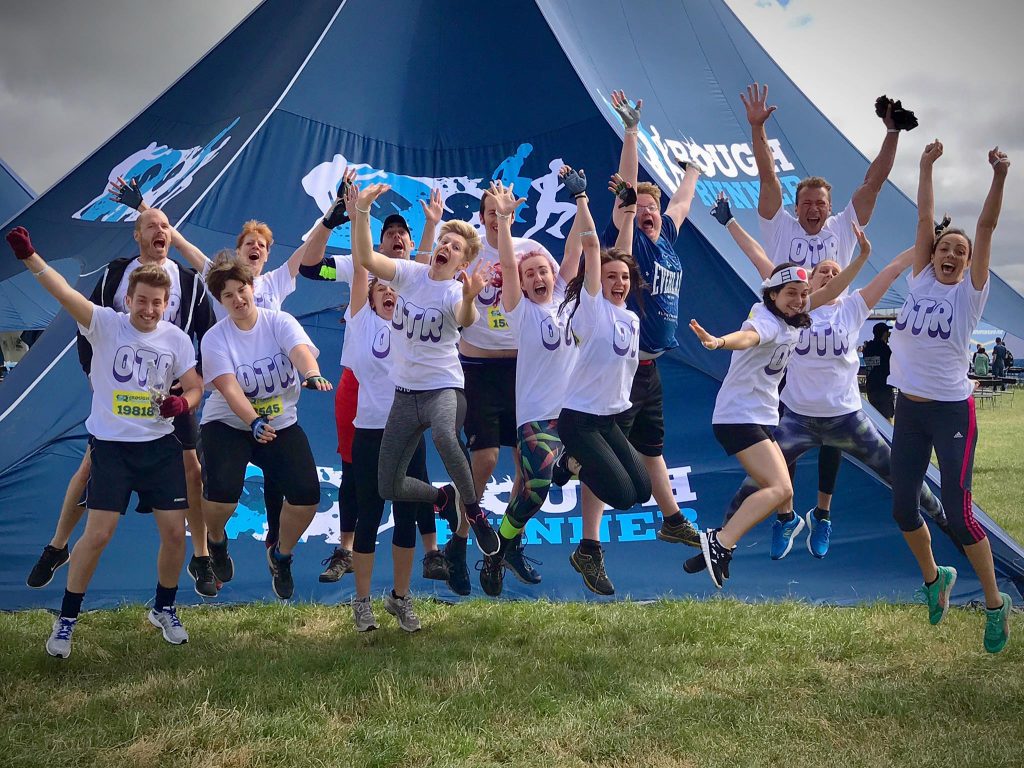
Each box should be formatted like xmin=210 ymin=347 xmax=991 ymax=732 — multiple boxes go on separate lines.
xmin=862 ymin=322 xmax=896 ymax=423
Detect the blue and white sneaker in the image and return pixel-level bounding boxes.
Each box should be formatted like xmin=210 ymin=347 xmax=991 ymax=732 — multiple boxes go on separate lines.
xmin=769 ymin=514 xmax=805 ymax=560
xmin=805 ymin=510 xmax=832 ymax=559
xmin=46 ymin=616 xmax=76 ymax=658
xmin=148 ymin=606 xmax=189 ymax=645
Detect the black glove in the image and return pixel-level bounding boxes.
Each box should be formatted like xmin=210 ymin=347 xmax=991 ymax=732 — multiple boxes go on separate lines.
xmin=677 ymin=159 xmax=701 ymax=174
xmin=322 ymin=195 xmax=349 ymax=230
xmin=934 ymin=214 xmax=951 ymax=237
xmin=875 ymin=95 xmax=918 ymax=131
xmin=710 ymin=193 xmax=734 ymax=226
xmin=616 ymin=183 xmax=637 ymax=209
xmin=562 ymin=168 xmax=587 ymax=197
xmin=113 ymin=177 xmax=144 ymax=210
xmin=303 ymin=374 xmax=331 ymax=389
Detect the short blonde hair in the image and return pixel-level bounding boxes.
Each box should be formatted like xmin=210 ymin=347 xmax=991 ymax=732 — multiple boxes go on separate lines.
xmin=236 ymin=219 xmax=274 ymax=250
xmin=439 ymin=220 xmax=482 ymax=262
xmin=636 ymin=181 xmax=662 ymax=202
xmin=796 ymin=177 xmax=832 ymax=205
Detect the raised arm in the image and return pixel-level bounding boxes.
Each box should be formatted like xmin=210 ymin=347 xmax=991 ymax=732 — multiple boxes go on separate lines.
xmin=488 ymin=181 xmax=527 ymax=313
xmin=352 ymin=184 xmax=397 ymax=281
xmin=608 ymin=174 xmax=637 ymax=254
xmin=558 ymin=167 xmax=589 ymax=284
xmin=299 ymin=166 xmax=356 ymax=270
xmin=689 ymin=318 xmax=760 ymax=351
xmin=5 ymin=228 xmax=94 ymax=327
xmin=455 ymin=260 xmax=490 ymax=328
xmin=711 ymin=192 xmax=773 ymax=280
xmin=611 ymin=89 xmax=642 ymax=230
xmin=741 ymin=83 xmax=782 ymax=219
xmin=110 ymin=177 xmax=210 ymax=272
xmin=972 ymin=148 xmax=1010 ymax=290
xmin=417 ymin=187 xmax=443 ymax=265
xmin=810 ymin=224 xmax=870 ymax=309
xmin=664 ymin=161 xmax=701 ymax=231
xmin=345 ymin=184 xmax=372 ymax=315
xmin=851 ymin=101 xmax=901 ymax=225
xmin=858 ymin=246 xmax=914 ymax=309
xmin=913 ymin=140 xmax=943 ymax=276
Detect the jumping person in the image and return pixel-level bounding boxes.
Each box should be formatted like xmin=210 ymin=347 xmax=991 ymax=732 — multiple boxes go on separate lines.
xmin=888 ymin=142 xmax=1012 ymax=653
xmin=25 ymin=206 xmax=216 ymax=596
xmin=7 ymin=227 xmax=204 ymax=658
xmin=476 ymin=171 xmax=584 ymax=596
xmin=298 ymin=177 xmax=447 ymax=584
xmin=350 ymin=183 xmax=500 ymax=559
xmin=555 ymin=177 xmax=651 ymax=596
xmin=684 ymin=225 xmax=870 ymax=588
xmin=198 ymin=260 xmax=332 ymax=600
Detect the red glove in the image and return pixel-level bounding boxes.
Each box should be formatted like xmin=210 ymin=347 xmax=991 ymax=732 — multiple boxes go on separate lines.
xmin=159 ymin=395 xmax=190 ymax=418
xmin=5 ymin=226 xmax=35 ymax=260
xmin=490 ymin=263 xmax=503 ymax=289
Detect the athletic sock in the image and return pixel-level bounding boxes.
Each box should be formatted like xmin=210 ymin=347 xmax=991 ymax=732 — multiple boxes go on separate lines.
xmin=271 ymin=545 xmax=292 ymax=562
xmin=499 ymin=515 xmax=523 ymax=541
xmin=391 ymin=589 xmax=405 ymax=600
xmin=813 ymin=507 xmax=830 ymax=521
xmin=60 ymin=589 xmax=85 ymax=620
xmin=925 ymin=574 xmax=938 ymax=587
xmin=663 ymin=512 xmax=685 ymax=527
xmin=154 ymin=583 xmax=177 ymax=612
xmin=777 ymin=510 xmax=795 ymax=523
xmin=578 ymin=538 xmax=601 ymax=555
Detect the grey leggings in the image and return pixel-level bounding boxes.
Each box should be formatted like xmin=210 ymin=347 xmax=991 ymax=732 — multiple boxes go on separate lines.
xmin=378 ymin=387 xmax=478 ymax=505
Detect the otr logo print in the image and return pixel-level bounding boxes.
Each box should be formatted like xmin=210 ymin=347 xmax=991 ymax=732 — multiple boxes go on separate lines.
xmin=73 ymin=118 xmax=240 ymax=223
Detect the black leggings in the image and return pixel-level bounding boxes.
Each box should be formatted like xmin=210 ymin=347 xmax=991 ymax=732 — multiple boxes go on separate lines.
xmin=815 ymin=445 xmax=842 ymax=496
xmin=353 ymin=428 xmax=431 ymax=554
xmin=890 ymin=394 xmax=985 ymax=546
xmin=558 ymin=408 xmax=652 ymax=510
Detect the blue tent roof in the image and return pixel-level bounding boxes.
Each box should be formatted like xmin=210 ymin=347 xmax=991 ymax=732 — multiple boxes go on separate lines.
xmin=1 ymin=0 xmax=1021 ymax=609
xmin=0 ymin=156 xmax=33 ymax=224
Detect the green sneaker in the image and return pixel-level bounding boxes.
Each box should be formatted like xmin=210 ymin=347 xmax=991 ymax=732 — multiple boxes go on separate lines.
xmin=917 ymin=565 xmax=957 ymax=625
xmin=984 ymin=592 xmax=1012 ymax=654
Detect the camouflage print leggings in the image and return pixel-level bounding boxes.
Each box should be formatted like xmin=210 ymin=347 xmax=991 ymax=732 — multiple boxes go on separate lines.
xmin=505 ymin=419 xmax=562 ymax=530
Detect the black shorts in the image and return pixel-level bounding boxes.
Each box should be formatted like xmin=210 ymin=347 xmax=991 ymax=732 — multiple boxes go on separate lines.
xmin=461 ymin=355 xmax=517 ymax=451
xmin=85 ymin=434 xmax=188 ymax=514
xmin=712 ymin=423 xmax=776 ymax=456
xmin=615 ymin=360 xmax=665 ymax=457
xmin=172 ymin=409 xmax=200 ymax=450
xmin=866 ymin=387 xmax=896 ymax=420
xmin=200 ymin=420 xmax=320 ymax=506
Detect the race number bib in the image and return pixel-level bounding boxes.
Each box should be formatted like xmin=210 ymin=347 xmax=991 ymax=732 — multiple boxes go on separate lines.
xmin=112 ymin=390 xmax=156 ymax=419
xmin=250 ymin=395 xmax=284 ymax=418
xmin=487 ymin=305 xmax=507 ymax=330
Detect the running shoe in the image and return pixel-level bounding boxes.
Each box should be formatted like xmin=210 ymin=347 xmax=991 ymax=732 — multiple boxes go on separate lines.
xmin=187 ymin=555 xmax=218 ymax=597
xmin=478 ymin=553 xmax=505 ymax=597
xmin=916 ymin=565 xmax=957 ymax=625
xmin=27 ymin=544 xmax=70 ymax=589
xmin=267 ymin=547 xmax=295 ymax=600
xmin=45 ymin=616 xmax=76 ymax=659
xmin=422 ymin=549 xmax=449 ymax=581
xmin=207 ymin=536 xmax=234 ymax=583
xmin=804 ymin=510 xmax=832 ymax=559
xmin=657 ymin=516 xmax=701 ymax=548
xmin=443 ymin=538 xmax=471 ymax=596
xmin=468 ymin=513 xmax=500 ymax=556
xmin=984 ymin=592 xmax=1012 ymax=654
xmin=551 ymin=450 xmax=581 ymax=488
xmin=352 ymin=596 xmax=379 ymax=632
xmin=384 ymin=593 xmax=422 ymax=633
xmin=503 ymin=534 xmax=542 ymax=584
xmin=699 ymin=528 xmax=733 ymax=589
xmin=769 ymin=514 xmax=805 ymax=560
xmin=569 ymin=546 xmax=614 ymax=596
xmin=683 ymin=550 xmax=730 ymax=580
xmin=434 ymin=483 xmax=460 ymax=532
xmin=318 ymin=547 xmax=354 ymax=583
xmin=147 ymin=606 xmax=189 ymax=645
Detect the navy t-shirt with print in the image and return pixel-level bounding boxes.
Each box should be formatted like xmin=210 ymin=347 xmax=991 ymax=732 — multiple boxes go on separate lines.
xmin=601 ymin=215 xmax=682 ymax=355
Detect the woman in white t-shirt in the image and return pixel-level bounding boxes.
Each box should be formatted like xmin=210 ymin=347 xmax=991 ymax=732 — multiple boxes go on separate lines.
xmin=199 ymin=260 xmax=333 ymax=602
xmin=350 ymin=183 xmax=501 ymax=559
xmin=684 ymin=228 xmax=870 ymax=589
xmin=888 ymin=142 xmax=1011 ymax=653
xmin=476 ymin=174 xmax=584 ymax=596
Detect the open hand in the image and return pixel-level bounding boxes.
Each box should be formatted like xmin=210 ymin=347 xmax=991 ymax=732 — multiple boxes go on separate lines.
xmin=419 ymin=187 xmax=444 ymax=227
xmin=462 ymin=258 xmax=494 ymax=300
xmin=689 ymin=319 xmax=721 ymax=350
xmin=741 ymin=82 xmax=776 ymax=127
xmin=108 ymin=176 xmax=145 ymax=210
xmin=487 ymin=180 xmax=525 ymax=218
xmin=710 ymin=192 xmax=733 ymax=226
xmin=356 ymin=183 xmax=390 ymax=212
xmin=611 ymin=89 xmax=643 ymax=129
xmin=303 ymin=374 xmax=333 ymax=391
xmin=559 ymin=165 xmax=587 ymax=197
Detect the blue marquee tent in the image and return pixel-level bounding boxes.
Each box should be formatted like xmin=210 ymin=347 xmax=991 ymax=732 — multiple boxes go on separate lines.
xmin=1 ymin=0 xmax=1021 ymax=610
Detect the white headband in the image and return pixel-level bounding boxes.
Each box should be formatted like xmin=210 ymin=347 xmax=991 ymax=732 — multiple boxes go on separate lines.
xmin=761 ymin=265 xmax=809 ymax=290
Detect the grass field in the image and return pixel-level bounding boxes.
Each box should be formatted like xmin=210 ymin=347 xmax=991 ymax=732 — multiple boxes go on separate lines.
xmin=1 ymin=401 xmax=1021 ymax=768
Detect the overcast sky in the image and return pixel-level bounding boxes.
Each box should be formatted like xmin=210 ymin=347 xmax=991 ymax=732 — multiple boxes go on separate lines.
xmin=0 ymin=0 xmax=1020 ymax=289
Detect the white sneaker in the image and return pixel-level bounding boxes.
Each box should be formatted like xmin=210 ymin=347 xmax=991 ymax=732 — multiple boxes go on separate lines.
xmin=352 ymin=596 xmax=379 ymax=632
xmin=148 ymin=607 xmax=189 ymax=645
xmin=384 ymin=592 xmax=422 ymax=633
xmin=46 ymin=616 xmax=76 ymax=658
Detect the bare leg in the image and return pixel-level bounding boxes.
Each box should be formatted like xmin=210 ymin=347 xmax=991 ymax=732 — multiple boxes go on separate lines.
xmin=278 ymin=502 xmax=316 ymax=556
xmin=50 ymin=448 xmax=91 ymax=549
xmin=392 ymin=545 xmax=414 ymax=596
xmin=642 ymin=454 xmax=680 ymax=516
xmin=65 ymin=509 xmax=120 ymax=593
xmin=203 ymin=499 xmax=237 ymax=543
xmin=581 ymin=484 xmax=605 ymax=541
xmin=152 ymin=508 xmax=187 ymax=587
xmin=901 ymin=524 xmax=938 ymax=584
xmin=341 ymin=531 xmax=355 ymax=551
xmin=963 ymin=537 xmax=1003 ymax=609
xmin=718 ymin=441 xmax=793 ymax=549
xmin=353 ymin=552 xmax=374 ymax=599
xmin=420 ymin=532 xmax=438 ymax=552
xmin=182 ymin=449 xmax=207 ymax=556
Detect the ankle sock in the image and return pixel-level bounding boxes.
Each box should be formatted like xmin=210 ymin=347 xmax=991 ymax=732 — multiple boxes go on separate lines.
xmin=578 ymin=538 xmax=601 ymax=555
xmin=777 ymin=511 xmax=795 ymax=523
xmin=663 ymin=512 xmax=685 ymax=527
xmin=813 ymin=507 xmax=830 ymax=521
xmin=154 ymin=583 xmax=178 ymax=612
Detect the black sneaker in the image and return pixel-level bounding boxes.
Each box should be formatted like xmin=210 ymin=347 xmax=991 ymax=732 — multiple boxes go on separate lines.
xmin=422 ymin=549 xmax=449 ymax=581
xmin=657 ymin=515 xmax=701 ymax=548
xmin=267 ymin=547 xmax=294 ymax=600
xmin=503 ymin=534 xmax=542 ymax=585
xmin=551 ymin=450 xmax=580 ymax=488
xmin=699 ymin=528 xmax=733 ymax=589
xmin=468 ymin=513 xmax=500 ymax=556
xmin=477 ymin=553 xmax=505 ymax=597
xmin=569 ymin=546 xmax=614 ymax=596
xmin=443 ymin=538 xmax=471 ymax=596
xmin=26 ymin=544 xmax=70 ymax=588
xmin=207 ymin=536 xmax=234 ymax=583
xmin=318 ymin=547 xmax=354 ymax=583
xmin=683 ymin=551 xmax=730 ymax=580
xmin=187 ymin=555 xmax=218 ymax=597
xmin=434 ymin=483 xmax=460 ymax=532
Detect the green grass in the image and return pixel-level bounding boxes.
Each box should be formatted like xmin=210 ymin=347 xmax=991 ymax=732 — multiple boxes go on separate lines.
xmin=1 ymin=398 xmax=1022 ymax=767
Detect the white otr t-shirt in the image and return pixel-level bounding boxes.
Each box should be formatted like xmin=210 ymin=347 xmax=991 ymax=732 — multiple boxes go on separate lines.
xmin=204 ymin=260 xmax=296 ymax=321
xmin=344 ymin=302 xmax=396 ymax=429
xmin=79 ymin=306 xmax=196 ymax=442
xmin=561 ymin=288 xmax=639 ymax=416
xmin=504 ymin=279 xmax=578 ymax=426
xmin=200 ymin=308 xmax=318 ymax=431
xmin=759 ymin=201 xmax=863 ymax=270
xmin=311 ymin=254 xmax=361 ymax=368
xmin=781 ymin=292 xmax=870 ymax=418
xmin=112 ymin=258 xmax=183 ymax=325
xmin=387 ymin=259 xmax=464 ymax=390
xmin=889 ymin=266 xmax=990 ymax=402
xmin=459 ymin=237 xmax=555 ymax=350
xmin=712 ymin=303 xmax=801 ymax=426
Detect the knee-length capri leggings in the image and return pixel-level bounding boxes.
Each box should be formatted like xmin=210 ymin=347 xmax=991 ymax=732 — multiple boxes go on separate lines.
xmin=557 ymin=408 xmax=652 ymax=511
xmin=505 ymin=419 xmax=562 ymax=529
